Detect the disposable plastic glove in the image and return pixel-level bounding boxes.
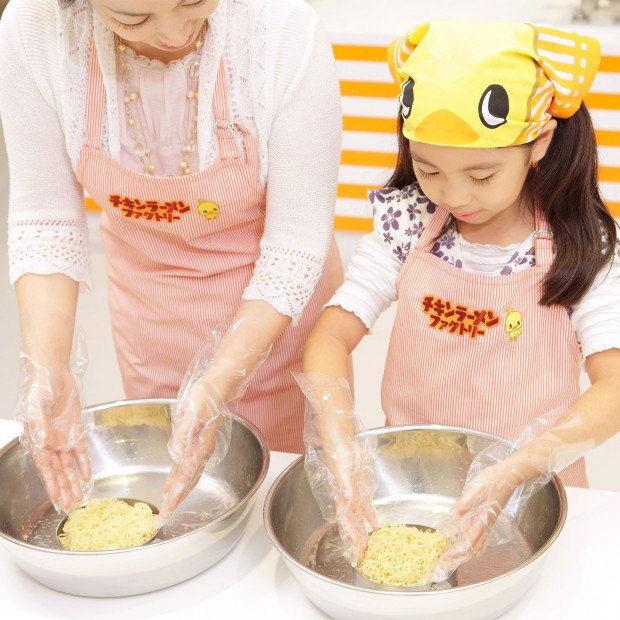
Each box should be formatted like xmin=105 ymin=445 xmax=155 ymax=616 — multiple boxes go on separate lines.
xmin=432 ymin=408 xmax=594 ymax=581
xmin=16 ymin=341 xmax=92 ymax=514
xmin=159 ymin=318 xmax=270 ymax=524
xmin=294 ymin=373 xmax=379 ymax=566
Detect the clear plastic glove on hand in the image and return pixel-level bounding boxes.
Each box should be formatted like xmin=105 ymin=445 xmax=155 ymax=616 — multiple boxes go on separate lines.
xmin=159 ymin=318 xmax=270 ymax=524
xmin=432 ymin=408 xmax=595 ymax=581
xmin=16 ymin=338 xmax=92 ymax=514
xmin=159 ymin=378 xmax=232 ymax=524
xmin=295 ymin=373 xmax=379 ymax=566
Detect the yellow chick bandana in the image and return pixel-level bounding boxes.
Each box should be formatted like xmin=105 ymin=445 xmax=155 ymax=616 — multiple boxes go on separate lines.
xmin=388 ymin=22 xmax=601 ymax=147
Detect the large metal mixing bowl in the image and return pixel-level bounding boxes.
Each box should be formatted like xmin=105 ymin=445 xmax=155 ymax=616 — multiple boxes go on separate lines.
xmin=264 ymin=425 xmax=566 ymax=620
xmin=0 ymin=399 xmax=269 ymax=597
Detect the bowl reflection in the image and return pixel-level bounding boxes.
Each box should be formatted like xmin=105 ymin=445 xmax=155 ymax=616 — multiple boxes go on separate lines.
xmin=0 ymin=399 xmax=269 ymax=597
xmin=264 ymin=425 xmax=566 ymax=620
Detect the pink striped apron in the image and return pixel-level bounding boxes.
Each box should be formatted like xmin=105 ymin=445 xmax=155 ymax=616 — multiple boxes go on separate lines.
xmin=382 ymin=206 xmax=587 ymax=487
xmin=76 ymin=43 xmax=343 ymax=454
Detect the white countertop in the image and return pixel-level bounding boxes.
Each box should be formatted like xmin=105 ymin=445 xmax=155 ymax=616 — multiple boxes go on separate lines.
xmin=0 ymin=420 xmax=619 ymax=619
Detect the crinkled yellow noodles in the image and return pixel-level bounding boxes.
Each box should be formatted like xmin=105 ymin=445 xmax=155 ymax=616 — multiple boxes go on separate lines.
xmin=357 ymin=522 xmax=449 ymax=586
xmin=58 ymin=498 xmax=157 ymax=551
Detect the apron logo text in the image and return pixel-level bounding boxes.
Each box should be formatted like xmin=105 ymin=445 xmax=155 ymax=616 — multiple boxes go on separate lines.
xmin=421 ymin=295 xmax=500 ymax=339
xmin=108 ymin=194 xmax=191 ymax=223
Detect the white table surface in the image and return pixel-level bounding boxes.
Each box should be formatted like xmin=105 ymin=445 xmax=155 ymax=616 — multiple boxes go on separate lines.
xmin=0 ymin=420 xmax=619 ymax=620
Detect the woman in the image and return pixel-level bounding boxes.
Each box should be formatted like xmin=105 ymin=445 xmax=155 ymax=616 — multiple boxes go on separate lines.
xmin=0 ymin=0 xmax=343 ymax=515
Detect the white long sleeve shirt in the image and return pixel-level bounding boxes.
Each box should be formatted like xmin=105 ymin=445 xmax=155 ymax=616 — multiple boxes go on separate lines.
xmin=0 ymin=0 xmax=342 ymax=322
xmin=328 ymin=184 xmax=620 ymax=361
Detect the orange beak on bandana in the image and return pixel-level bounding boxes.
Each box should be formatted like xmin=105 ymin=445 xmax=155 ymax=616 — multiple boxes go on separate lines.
xmin=388 ymin=22 xmax=601 ymax=147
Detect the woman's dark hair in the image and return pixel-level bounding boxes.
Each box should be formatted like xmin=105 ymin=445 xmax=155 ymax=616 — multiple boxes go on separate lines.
xmin=385 ymin=105 xmax=618 ymax=308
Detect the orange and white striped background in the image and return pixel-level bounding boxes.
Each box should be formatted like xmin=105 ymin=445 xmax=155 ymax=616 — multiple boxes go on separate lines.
xmin=331 ymin=35 xmax=620 ymax=233
xmin=86 ymin=37 xmax=620 ymax=232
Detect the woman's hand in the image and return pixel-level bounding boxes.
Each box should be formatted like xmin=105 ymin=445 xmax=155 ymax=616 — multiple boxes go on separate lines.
xmin=159 ymin=380 xmax=231 ymax=524
xmin=158 ymin=308 xmax=276 ymax=525
xmin=19 ymin=364 xmax=91 ymax=513
xmin=14 ymin=275 xmax=88 ymax=513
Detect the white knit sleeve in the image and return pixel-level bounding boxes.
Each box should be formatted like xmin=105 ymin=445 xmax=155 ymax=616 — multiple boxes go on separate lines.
xmin=242 ymin=0 xmax=341 ymax=324
xmin=326 ymin=230 xmax=401 ymax=330
xmin=0 ymin=0 xmax=90 ymax=287
xmin=571 ymin=242 xmax=620 ymax=360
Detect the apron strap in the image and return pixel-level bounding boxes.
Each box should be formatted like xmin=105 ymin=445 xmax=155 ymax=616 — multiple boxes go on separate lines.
xmin=85 ymin=39 xmax=106 ymax=147
xmin=212 ymin=60 xmax=260 ymax=178
xmin=416 ymin=206 xmax=451 ymax=253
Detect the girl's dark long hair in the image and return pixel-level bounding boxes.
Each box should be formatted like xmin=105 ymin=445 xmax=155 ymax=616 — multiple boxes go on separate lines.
xmin=386 ymin=106 xmax=618 ymax=307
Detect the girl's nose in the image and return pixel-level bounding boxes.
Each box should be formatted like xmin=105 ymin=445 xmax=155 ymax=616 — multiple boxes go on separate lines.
xmin=441 ymin=185 xmax=472 ymax=211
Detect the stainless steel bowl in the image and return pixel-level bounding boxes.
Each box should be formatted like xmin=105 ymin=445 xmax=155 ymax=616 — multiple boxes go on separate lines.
xmin=0 ymin=399 xmax=269 ymax=597
xmin=264 ymin=425 xmax=566 ymax=620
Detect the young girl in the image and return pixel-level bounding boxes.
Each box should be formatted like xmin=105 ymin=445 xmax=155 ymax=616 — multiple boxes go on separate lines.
xmin=298 ymin=21 xmax=620 ymax=569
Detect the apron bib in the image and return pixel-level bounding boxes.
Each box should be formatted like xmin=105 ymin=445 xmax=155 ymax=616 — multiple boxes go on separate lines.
xmin=76 ymin=41 xmax=342 ymax=453
xmin=382 ymin=206 xmax=586 ymax=487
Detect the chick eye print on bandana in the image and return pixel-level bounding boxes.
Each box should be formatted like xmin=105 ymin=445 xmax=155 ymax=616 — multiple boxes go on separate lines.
xmin=198 ymin=200 xmax=220 ymax=219
xmin=505 ymin=307 xmax=523 ymax=342
xmin=422 ymin=295 xmax=501 ymax=339
xmin=387 ymin=22 xmax=601 ymax=147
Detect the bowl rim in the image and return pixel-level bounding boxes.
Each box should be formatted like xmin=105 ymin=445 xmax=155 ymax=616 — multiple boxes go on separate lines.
xmin=262 ymin=423 xmax=567 ymax=596
xmin=0 ymin=398 xmax=271 ymax=555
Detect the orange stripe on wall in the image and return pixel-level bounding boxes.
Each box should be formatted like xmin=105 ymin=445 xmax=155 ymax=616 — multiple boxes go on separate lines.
xmin=334 ymin=216 xmax=374 ymax=232
xmin=342 ymin=116 xmax=397 ymax=133
xmin=600 ymin=167 xmax=620 ymax=183
xmin=333 ymin=45 xmax=387 ymax=62
xmin=609 ymin=201 xmax=620 ymax=216
xmin=341 ymin=150 xmax=397 ymax=167
xmin=584 ymin=93 xmax=620 ymax=109
xmin=599 ymin=56 xmax=620 ymax=73
xmin=340 ymin=81 xmax=400 ymax=98
xmin=334 ymin=44 xmax=620 ymax=74
xmin=85 ymin=197 xmax=101 ymax=212
xmin=337 ymin=183 xmax=379 ymax=200
xmin=596 ymin=130 xmax=620 ymax=147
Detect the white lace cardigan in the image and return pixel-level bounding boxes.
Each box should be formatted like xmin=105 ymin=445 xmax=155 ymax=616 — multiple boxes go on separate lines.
xmin=0 ymin=0 xmax=342 ymax=323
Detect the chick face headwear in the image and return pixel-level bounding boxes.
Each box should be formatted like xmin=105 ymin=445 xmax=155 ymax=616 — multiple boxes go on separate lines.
xmin=388 ymin=22 xmax=601 ymax=148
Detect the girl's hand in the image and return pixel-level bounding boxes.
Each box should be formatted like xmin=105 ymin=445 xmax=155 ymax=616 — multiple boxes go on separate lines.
xmin=328 ymin=443 xmax=380 ymax=565
xmin=295 ymin=372 xmax=379 ymax=566
xmin=434 ymin=462 xmax=519 ymax=580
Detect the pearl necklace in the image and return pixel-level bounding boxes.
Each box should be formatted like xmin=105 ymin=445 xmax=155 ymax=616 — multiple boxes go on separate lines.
xmin=115 ymin=25 xmax=206 ymax=176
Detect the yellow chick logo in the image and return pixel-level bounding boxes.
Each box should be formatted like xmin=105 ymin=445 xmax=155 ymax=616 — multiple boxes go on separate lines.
xmin=505 ymin=308 xmax=522 ymax=343
xmin=197 ymin=200 xmax=220 ymax=220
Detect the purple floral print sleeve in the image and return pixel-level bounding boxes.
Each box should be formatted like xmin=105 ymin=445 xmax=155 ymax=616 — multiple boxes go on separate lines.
xmin=368 ymin=183 xmax=436 ymax=264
